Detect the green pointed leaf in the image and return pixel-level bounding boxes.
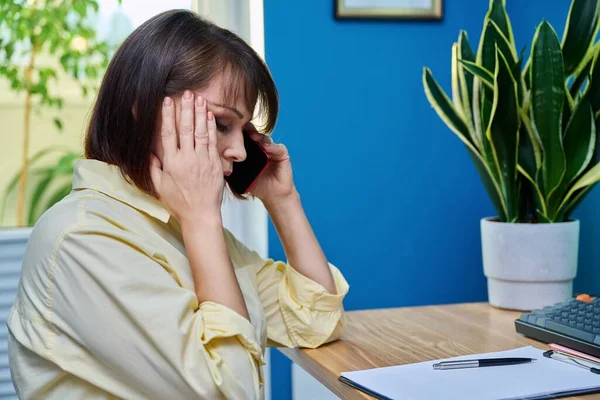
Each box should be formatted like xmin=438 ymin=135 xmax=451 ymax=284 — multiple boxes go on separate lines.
xmin=517 ymin=165 xmax=547 ymax=219
xmin=513 ymin=46 xmax=526 ymax=106
xmin=561 ymin=0 xmax=600 ymax=76
xmin=588 ymin=46 xmax=600 ymax=115
xmin=477 ymin=20 xmax=517 ymax=139
xmin=478 ymin=20 xmax=517 ymax=75
xmin=530 ymin=21 xmax=566 ymax=199
xmin=569 ymin=50 xmax=593 ymax=98
xmin=517 ymin=175 xmax=531 ymax=222
xmin=423 ymin=68 xmax=471 ymax=145
xmin=459 ymin=60 xmax=494 ymax=88
xmin=563 ymin=90 xmax=573 ymax=133
xmin=519 ymin=121 xmax=537 ymax=179
xmin=561 ymin=186 xmax=593 ymax=221
xmin=563 ymin=98 xmax=595 ymax=186
xmin=523 ymin=59 xmax=532 ymax=91
xmin=458 ymin=31 xmax=479 ymax=149
xmin=451 ymin=43 xmax=463 ymax=116
xmin=485 ymin=0 xmax=516 ymax=52
xmin=487 ymin=48 xmax=520 ymax=221
xmin=560 ymin=161 xmax=600 ymax=211
xmin=481 ymin=92 xmax=498 ymax=182
xmin=424 ymin=68 xmax=507 ymax=219
xmin=468 ymin=147 xmax=507 ymax=221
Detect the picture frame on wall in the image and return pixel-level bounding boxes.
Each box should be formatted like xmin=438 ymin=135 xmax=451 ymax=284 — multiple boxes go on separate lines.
xmin=334 ymin=0 xmax=443 ymax=20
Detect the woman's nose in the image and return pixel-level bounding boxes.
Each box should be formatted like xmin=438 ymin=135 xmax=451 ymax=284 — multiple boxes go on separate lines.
xmin=224 ymin=133 xmax=247 ymax=162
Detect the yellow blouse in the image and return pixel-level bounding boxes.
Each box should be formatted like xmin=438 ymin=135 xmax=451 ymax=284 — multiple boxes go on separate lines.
xmin=7 ymin=159 xmax=349 ymax=400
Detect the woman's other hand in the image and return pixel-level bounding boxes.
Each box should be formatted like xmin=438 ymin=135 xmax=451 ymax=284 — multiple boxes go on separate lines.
xmin=245 ymin=126 xmax=296 ymax=205
xmin=150 ymin=90 xmax=224 ymax=225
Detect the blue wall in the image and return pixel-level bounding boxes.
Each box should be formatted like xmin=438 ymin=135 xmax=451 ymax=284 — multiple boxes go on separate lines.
xmin=264 ymin=1 xmax=600 ymax=399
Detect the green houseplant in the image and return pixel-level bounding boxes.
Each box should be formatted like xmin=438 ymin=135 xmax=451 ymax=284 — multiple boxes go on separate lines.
xmin=423 ymin=0 xmax=600 ymax=310
xmin=0 ymin=0 xmax=119 ymax=227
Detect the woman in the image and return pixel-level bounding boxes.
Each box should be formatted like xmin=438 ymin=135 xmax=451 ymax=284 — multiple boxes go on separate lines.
xmin=7 ymin=10 xmax=349 ymax=400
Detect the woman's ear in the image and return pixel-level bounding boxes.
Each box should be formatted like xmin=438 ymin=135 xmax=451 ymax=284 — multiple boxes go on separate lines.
xmin=132 ymin=103 xmax=138 ymax=120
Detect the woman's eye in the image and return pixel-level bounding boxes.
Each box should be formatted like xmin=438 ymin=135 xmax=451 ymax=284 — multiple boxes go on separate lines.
xmin=215 ymin=119 xmax=230 ymax=133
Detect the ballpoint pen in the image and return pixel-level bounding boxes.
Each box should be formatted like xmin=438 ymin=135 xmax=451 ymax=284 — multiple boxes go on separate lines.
xmin=432 ymin=357 xmax=535 ymax=370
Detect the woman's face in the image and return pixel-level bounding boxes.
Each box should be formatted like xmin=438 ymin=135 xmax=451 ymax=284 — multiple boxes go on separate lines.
xmin=153 ymin=73 xmax=252 ymax=178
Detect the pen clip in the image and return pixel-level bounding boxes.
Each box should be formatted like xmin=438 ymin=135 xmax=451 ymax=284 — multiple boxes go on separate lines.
xmin=544 ymin=350 xmax=600 ymax=374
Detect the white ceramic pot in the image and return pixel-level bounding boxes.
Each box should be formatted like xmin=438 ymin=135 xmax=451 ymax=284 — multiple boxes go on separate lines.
xmin=481 ymin=217 xmax=579 ymax=311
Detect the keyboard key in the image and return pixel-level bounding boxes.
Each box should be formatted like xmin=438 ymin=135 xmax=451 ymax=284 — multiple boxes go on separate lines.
xmin=545 ymin=320 xmax=595 ymax=342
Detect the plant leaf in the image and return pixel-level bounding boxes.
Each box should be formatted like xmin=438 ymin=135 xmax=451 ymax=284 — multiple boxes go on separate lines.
xmin=561 ymin=185 xmax=593 ymax=221
xmin=477 ymin=20 xmax=517 ymax=140
xmin=451 ymin=43 xmax=464 ymax=118
xmin=487 ymin=48 xmax=520 ymax=221
xmin=53 ymin=118 xmax=63 ymax=131
xmin=530 ymin=21 xmax=566 ymax=200
xmin=513 ymin=46 xmax=526 ymax=106
xmin=569 ymin=49 xmax=593 ymax=98
xmin=519 ymin=118 xmax=537 ymax=180
xmin=518 ymin=165 xmax=547 ymax=219
xmin=423 ymin=68 xmax=471 ymax=145
xmin=55 ymin=152 xmax=79 ymax=174
xmin=561 ymin=0 xmax=600 ymax=76
xmin=459 ymin=60 xmax=494 ymax=88
xmin=563 ymin=89 xmax=574 ymax=133
xmin=468 ymin=147 xmax=507 ymax=221
xmin=458 ymin=31 xmax=479 ymax=149
xmin=480 ymin=92 xmax=500 ymax=184
xmin=423 ymin=68 xmax=507 ymax=218
xmin=485 ymin=0 xmax=516 ymax=47
xmin=478 ymin=20 xmax=517 ymax=74
xmin=588 ymin=45 xmax=600 ymax=115
xmin=560 ymin=160 xmax=600 ymax=211
xmin=562 ymin=97 xmax=595 ymax=186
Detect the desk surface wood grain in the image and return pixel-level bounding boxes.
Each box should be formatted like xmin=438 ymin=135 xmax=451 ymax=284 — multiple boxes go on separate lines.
xmin=278 ymin=302 xmax=600 ymax=400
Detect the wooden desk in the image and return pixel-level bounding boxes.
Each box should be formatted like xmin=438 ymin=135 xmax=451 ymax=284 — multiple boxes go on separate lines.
xmin=278 ymin=302 xmax=600 ymax=400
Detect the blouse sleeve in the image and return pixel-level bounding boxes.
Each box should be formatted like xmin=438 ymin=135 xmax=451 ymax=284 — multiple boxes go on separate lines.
xmin=224 ymin=229 xmax=350 ymax=349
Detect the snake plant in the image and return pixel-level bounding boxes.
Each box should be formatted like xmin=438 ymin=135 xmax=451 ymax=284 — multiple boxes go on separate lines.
xmin=423 ymin=0 xmax=600 ymax=223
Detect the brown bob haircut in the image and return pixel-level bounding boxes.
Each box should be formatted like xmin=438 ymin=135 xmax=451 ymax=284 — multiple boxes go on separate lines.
xmin=84 ymin=9 xmax=278 ymax=198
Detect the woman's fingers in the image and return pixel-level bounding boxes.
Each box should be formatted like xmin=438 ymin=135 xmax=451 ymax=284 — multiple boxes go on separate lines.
xmin=194 ymin=95 xmax=208 ymax=151
xmin=206 ymin=111 xmax=219 ymax=160
xmin=248 ymin=131 xmax=274 ymax=147
xmin=179 ymin=90 xmax=195 ymax=151
xmin=160 ymin=97 xmax=177 ymax=157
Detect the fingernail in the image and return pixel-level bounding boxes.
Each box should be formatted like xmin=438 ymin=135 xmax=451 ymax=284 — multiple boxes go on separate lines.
xmin=164 ymin=97 xmax=172 ymax=106
xmin=196 ymin=96 xmax=204 ymax=107
xmin=207 ymin=111 xmax=214 ymax=121
xmin=184 ymin=90 xmax=193 ymax=100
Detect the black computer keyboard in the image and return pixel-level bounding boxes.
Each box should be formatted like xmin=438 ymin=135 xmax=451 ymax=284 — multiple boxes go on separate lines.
xmin=515 ymin=297 xmax=600 ymax=357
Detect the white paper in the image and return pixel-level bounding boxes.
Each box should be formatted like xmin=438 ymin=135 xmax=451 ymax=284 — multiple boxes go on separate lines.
xmin=340 ymin=346 xmax=600 ymax=400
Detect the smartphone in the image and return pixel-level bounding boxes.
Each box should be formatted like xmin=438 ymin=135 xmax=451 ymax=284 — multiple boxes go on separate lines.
xmin=225 ymin=130 xmax=270 ymax=195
